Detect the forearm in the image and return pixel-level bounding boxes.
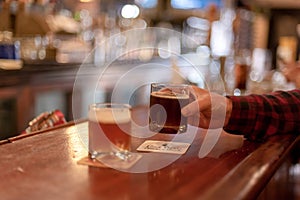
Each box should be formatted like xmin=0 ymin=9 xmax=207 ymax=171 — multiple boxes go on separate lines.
xmin=295 ymin=78 xmax=300 ymax=88
xmin=224 ymin=89 xmax=300 ymax=141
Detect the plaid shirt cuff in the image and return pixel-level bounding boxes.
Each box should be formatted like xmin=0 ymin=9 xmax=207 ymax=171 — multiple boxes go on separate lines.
xmin=224 ymin=89 xmax=300 ymax=141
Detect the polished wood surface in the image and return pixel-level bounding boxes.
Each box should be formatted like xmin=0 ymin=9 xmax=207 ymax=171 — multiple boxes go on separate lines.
xmin=0 ymin=107 xmax=298 ymax=200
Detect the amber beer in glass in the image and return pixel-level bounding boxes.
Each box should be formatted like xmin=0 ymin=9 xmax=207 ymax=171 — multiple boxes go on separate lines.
xmin=149 ymin=83 xmax=189 ymax=134
xmin=88 ymin=103 xmax=131 ymax=159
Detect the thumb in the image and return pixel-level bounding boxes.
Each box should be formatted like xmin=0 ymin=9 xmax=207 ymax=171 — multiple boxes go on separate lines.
xmin=181 ymin=100 xmax=200 ymax=117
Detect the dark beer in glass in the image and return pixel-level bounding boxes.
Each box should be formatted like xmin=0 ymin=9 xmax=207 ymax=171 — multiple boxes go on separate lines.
xmin=149 ymin=83 xmax=189 ymax=134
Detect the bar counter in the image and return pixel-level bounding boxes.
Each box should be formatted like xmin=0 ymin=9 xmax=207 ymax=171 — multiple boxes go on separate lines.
xmin=0 ymin=106 xmax=299 ymax=200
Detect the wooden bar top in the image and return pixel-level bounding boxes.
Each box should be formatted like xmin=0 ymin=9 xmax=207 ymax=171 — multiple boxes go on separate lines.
xmin=0 ymin=107 xmax=298 ymax=200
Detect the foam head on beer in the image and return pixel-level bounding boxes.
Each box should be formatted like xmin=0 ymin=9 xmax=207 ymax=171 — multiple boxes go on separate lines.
xmin=88 ymin=107 xmax=131 ymax=125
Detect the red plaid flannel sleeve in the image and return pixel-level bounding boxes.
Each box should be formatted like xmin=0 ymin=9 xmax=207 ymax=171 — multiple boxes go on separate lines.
xmin=224 ymin=89 xmax=300 ymax=141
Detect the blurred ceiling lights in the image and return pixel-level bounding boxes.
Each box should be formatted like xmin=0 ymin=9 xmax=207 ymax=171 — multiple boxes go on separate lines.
xmin=121 ymin=4 xmax=140 ymax=19
xmin=245 ymin=0 xmax=300 ymax=8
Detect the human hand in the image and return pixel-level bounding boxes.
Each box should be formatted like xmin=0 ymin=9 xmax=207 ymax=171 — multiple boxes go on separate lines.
xmin=282 ymin=61 xmax=300 ymax=88
xmin=181 ymin=86 xmax=232 ymax=129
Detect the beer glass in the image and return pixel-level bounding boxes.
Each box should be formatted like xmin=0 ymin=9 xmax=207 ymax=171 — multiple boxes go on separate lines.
xmin=149 ymin=83 xmax=190 ymax=134
xmin=234 ymin=49 xmax=251 ymax=93
xmin=88 ymin=103 xmax=132 ymax=160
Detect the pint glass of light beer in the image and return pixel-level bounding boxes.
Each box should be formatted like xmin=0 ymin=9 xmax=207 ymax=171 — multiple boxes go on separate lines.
xmin=88 ymin=103 xmax=132 ymax=159
xmin=149 ymin=83 xmax=189 ymax=134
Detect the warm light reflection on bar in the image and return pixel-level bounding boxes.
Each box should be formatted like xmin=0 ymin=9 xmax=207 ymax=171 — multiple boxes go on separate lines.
xmin=65 ymin=122 xmax=89 ymax=160
xmin=80 ymin=0 xmax=94 ymax=3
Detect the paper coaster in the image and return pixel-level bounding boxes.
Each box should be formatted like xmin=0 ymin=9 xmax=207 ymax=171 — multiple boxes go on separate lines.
xmin=77 ymin=154 xmax=142 ymax=170
xmin=96 ymin=153 xmax=142 ymax=170
xmin=136 ymin=140 xmax=191 ymax=155
xmin=77 ymin=156 xmax=109 ymax=168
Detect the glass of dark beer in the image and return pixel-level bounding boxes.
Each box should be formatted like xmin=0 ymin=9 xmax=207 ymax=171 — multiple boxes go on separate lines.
xmin=149 ymin=83 xmax=190 ymax=134
xmin=88 ymin=103 xmax=132 ymax=160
